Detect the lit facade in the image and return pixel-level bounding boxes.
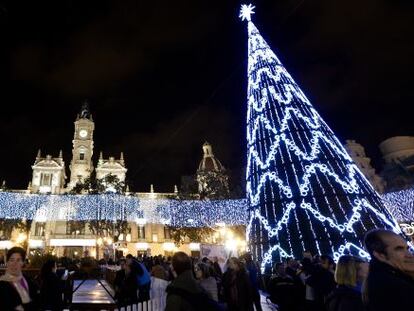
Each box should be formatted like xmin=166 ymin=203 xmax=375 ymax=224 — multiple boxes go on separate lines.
xmin=96 ymin=152 xmax=127 ymax=183
xmin=0 ymin=104 xmax=241 ymax=259
xmin=31 ymin=151 xmax=66 ymax=194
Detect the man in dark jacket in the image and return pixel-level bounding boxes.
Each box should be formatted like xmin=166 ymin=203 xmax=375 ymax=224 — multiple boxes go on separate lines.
xmin=305 ymin=255 xmax=336 ymax=310
xmin=165 ymin=252 xmax=220 ymax=311
xmin=267 ymin=263 xmax=301 ymax=311
xmin=363 ymin=229 xmax=414 ymax=311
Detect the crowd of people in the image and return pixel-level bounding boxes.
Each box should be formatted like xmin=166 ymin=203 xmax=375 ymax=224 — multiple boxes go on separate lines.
xmin=0 ymin=228 xmax=413 ymax=310
xmin=265 ymin=229 xmax=414 ymax=311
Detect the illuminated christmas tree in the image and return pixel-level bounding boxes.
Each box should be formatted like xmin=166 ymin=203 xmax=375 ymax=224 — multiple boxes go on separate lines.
xmin=239 ymin=4 xmax=401 ymax=272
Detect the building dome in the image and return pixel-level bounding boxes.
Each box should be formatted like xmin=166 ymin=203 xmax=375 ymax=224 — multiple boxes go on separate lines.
xmin=198 ymin=142 xmax=225 ymax=172
xmin=379 ymin=136 xmax=414 ymax=163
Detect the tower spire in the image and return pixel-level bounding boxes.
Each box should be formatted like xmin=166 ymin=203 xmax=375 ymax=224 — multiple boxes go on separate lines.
xmin=241 ymin=4 xmax=401 ymax=272
xmin=120 ymin=152 xmax=125 ymax=165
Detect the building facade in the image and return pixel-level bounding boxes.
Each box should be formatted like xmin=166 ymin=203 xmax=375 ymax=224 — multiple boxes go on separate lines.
xmin=96 ymin=152 xmax=127 ymax=183
xmin=379 ymin=136 xmax=414 ymax=191
xmin=345 ymin=140 xmax=385 ymax=193
xmin=0 ymin=104 xmax=239 ymax=259
xmin=30 ymin=150 xmax=66 ymax=194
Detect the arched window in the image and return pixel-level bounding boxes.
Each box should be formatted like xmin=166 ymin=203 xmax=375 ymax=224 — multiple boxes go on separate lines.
xmin=79 ymin=147 xmax=86 ymax=160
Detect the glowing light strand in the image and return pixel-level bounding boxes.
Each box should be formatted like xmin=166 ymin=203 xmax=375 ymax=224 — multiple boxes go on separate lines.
xmin=0 ymin=192 xmax=246 ymax=227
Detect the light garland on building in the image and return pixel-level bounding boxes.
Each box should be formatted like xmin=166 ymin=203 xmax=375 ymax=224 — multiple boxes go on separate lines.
xmin=382 ymin=188 xmax=414 ymax=222
xmin=0 ymin=192 xmax=247 ymax=227
xmin=240 ymin=4 xmax=401 ymax=272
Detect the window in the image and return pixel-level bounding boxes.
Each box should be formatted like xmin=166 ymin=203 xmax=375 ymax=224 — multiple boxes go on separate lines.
xmin=79 ymin=152 xmax=85 ymax=160
xmin=34 ymin=222 xmax=45 ymax=237
xmin=152 ymin=234 xmax=158 ymax=242
xmin=164 ymin=226 xmax=171 ymax=240
xmin=66 ymin=221 xmax=85 ymax=236
xmin=137 ymin=226 xmax=146 ymax=239
xmin=40 ymin=173 xmax=52 ymax=186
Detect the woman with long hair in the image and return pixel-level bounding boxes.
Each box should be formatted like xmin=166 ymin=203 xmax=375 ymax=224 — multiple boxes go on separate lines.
xmin=116 ymin=261 xmax=139 ymax=307
xmin=325 ymin=255 xmax=368 ymax=311
xmin=39 ymin=259 xmax=64 ymax=311
xmin=194 ymin=262 xmax=218 ymax=301
xmin=222 ymin=257 xmax=254 ymax=311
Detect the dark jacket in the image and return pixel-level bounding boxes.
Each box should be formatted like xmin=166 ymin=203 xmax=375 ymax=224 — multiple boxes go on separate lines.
xmin=113 ymin=269 xmax=126 ymax=299
xmin=245 ymin=261 xmax=260 ymax=290
xmin=39 ymin=272 xmax=64 ymax=311
xmin=222 ymin=269 xmax=254 ymax=311
xmin=0 ymin=275 xmax=39 ymax=311
xmin=165 ymin=270 xmax=207 ymax=311
xmin=267 ymin=275 xmax=302 ymax=311
xmin=364 ymin=258 xmax=414 ymax=311
xmin=117 ymin=271 xmax=139 ymax=306
xmin=306 ymin=265 xmax=336 ymax=302
xmin=325 ymin=285 xmax=364 ymax=311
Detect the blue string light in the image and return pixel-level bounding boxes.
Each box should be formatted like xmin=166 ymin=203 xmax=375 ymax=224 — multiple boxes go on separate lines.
xmin=240 ymin=4 xmax=401 ymax=272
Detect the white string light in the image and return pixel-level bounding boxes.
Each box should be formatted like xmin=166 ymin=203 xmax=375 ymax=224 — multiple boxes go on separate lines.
xmin=0 ymin=192 xmax=247 ymax=227
xmin=382 ymin=188 xmax=414 ymax=222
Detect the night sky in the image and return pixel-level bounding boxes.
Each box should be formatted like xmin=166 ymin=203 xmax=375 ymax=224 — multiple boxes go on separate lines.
xmin=1 ymin=0 xmax=414 ymax=192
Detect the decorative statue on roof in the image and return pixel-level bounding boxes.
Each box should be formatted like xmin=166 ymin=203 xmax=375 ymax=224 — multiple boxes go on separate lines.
xmin=80 ymin=101 xmax=91 ymax=119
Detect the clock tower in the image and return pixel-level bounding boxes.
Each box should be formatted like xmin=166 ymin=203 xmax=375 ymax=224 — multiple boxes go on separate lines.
xmin=69 ymin=102 xmax=95 ymax=188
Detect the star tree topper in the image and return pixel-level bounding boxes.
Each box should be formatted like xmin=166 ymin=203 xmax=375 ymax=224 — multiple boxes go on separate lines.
xmin=239 ymin=4 xmax=255 ymax=22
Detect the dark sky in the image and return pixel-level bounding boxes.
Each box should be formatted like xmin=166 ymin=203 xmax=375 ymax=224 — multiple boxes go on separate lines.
xmin=1 ymin=0 xmax=414 ymax=192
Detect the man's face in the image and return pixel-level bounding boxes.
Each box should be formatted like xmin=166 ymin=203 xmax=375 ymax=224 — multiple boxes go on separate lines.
xmin=375 ymin=234 xmax=414 ymax=273
xmin=320 ymin=259 xmax=328 ymax=270
xmin=277 ymin=263 xmax=286 ymax=275
xmin=228 ymin=259 xmax=238 ymax=271
xmin=7 ymin=253 xmax=24 ymax=276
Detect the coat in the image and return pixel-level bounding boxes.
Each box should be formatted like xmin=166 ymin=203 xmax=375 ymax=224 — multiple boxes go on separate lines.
xmin=306 ymin=266 xmax=336 ymax=303
xmin=222 ymin=269 xmax=254 ymax=311
xmin=267 ymin=275 xmax=302 ymax=311
xmin=39 ymin=272 xmax=64 ymax=310
xmin=117 ymin=272 xmax=139 ymax=306
xmin=0 ymin=275 xmax=39 ymax=311
xmin=150 ymin=276 xmax=169 ymax=311
xmin=165 ymin=270 xmax=207 ymax=311
xmin=325 ymin=285 xmax=364 ymax=311
xmin=363 ymin=258 xmax=414 ymax=311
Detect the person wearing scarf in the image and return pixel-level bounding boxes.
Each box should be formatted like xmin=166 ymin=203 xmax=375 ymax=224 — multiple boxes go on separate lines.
xmin=0 ymin=247 xmax=38 ymax=311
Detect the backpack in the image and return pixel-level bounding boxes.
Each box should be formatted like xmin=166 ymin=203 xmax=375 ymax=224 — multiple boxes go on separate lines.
xmin=167 ymin=287 xmax=225 ymax=311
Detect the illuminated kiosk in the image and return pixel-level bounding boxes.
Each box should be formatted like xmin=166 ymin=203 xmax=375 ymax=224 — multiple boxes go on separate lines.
xmin=239 ymin=4 xmax=401 ymax=272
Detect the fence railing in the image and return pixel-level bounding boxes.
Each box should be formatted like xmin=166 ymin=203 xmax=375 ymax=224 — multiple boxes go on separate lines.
xmin=63 ymin=299 xmax=163 ymax=311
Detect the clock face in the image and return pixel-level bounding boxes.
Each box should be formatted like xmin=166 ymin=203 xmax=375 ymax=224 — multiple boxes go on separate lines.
xmin=79 ymin=129 xmax=88 ymax=138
